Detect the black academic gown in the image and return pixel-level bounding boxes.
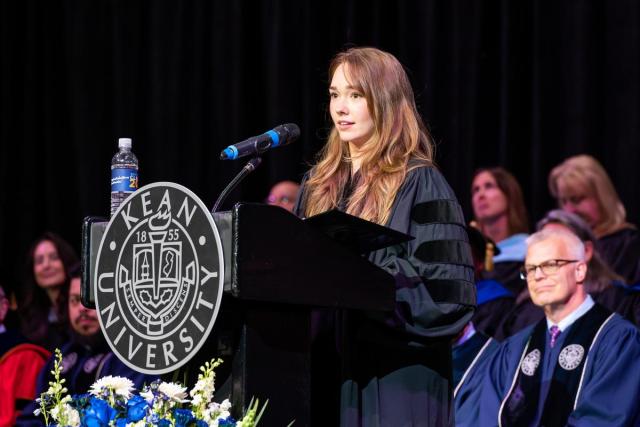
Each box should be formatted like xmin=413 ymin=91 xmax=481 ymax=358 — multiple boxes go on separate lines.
xmin=0 ymin=328 xmax=26 ymax=358
xmin=296 ymin=165 xmax=476 ymax=427
xmin=597 ymin=227 xmax=640 ymax=284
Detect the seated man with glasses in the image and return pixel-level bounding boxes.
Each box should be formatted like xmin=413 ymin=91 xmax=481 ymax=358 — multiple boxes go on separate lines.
xmin=469 ymin=229 xmax=640 ymax=426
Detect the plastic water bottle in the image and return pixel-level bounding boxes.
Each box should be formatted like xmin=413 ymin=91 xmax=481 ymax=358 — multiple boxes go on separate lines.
xmin=110 ymin=137 xmax=139 ymax=217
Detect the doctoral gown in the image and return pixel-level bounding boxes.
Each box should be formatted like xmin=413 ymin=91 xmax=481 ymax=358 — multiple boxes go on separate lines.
xmin=453 ymin=334 xmax=499 ymax=427
xmin=296 ymin=165 xmax=476 ymax=427
xmin=476 ymin=311 xmax=640 ymax=426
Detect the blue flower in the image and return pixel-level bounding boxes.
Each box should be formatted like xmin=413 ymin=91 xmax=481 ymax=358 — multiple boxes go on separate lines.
xmin=218 ymin=416 xmax=237 ymax=426
xmin=173 ymin=408 xmax=195 ymax=427
xmin=82 ymin=397 xmax=118 ymax=427
xmin=126 ymin=394 xmax=149 ymax=422
xmin=147 ymin=413 xmax=160 ymax=425
xmin=157 ymin=419 xmax=172 ymax=427
xmin=195 ymin=420 xmax=209 ymax=427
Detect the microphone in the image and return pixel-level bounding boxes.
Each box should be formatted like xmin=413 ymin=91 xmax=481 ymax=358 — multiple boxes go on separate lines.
xmin=220 ymin=123 xmax=300 ymax=160
xmin=211 ymin=157 xmax=262 ymax=213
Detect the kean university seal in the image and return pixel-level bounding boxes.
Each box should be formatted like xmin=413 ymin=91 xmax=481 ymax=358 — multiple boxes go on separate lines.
xmin=94 ymin=182 xmax=224 ymax=374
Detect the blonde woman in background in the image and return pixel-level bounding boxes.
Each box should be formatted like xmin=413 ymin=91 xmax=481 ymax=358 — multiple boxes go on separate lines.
xmin=549 ymin=154 xmax=640 ymax=284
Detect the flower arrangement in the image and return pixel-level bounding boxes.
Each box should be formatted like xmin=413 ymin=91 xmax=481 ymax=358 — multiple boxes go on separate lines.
xmin=36 ymin=349 xmax=267 ymax=427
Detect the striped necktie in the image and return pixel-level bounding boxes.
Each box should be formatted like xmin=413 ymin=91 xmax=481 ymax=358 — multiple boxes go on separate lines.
xmin=549 ymin=325 xmax=561 ymax=348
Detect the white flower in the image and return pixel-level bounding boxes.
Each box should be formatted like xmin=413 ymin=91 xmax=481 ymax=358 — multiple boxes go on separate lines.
xmin=193 ymin=377 xmax=214 ymax=392
xmin=191 ymin=394 xmax=203 ymax=407
xmin=46 ymin=385 xmax=58 ymax=395
xmin=202 ymin=405 xmax=218 ymax=424
xmin=50 ymin=406 xmax=61 ymax=421
xmin=220 ymin=398 xmax=231 ymax=411
xmin=140 ymin=389 xmax=154 ymax=404
xmin=201 ymin=399 xmax=233 ymax=425
xmin=190 ymin=378 xmax=215 ymax=415
xmin=90 ymin=376 xmax=135 ymax=399
xmin=190 ymin=378 xmax=214 ymax=398
xmin=63 ymin=405 xmax=81 ymax=427
xmin=158 ymin=381 xmax=189 ymax=402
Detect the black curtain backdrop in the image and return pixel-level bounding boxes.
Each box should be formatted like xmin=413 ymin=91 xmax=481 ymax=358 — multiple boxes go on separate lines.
xmin=2 ymin=0 xmax=640 ymax=288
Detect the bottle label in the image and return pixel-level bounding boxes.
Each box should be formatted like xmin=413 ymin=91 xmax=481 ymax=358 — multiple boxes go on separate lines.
xmin=111 ymin=168 xmax=139 ymax=192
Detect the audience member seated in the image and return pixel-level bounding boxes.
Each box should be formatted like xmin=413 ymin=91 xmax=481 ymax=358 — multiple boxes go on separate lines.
xmin=549 ymin=154 xmax=640 ymax=284
xmin=17 ymin=266 xmax=157 ymax=426
xmin=471 ymin=230 xmax=640 ymax=425
xmin=496 ymin=210 xmax=640 ymax=339
xmin=498 ymin=209 xmax=640 ymax=338
xmin=466 ymin=226 xmax=514 ymax=338
xmin=470 ymin=167 xmax=529 ymax=297
xmin=266 ymin=180 xmax=300 ymax=213
xmin=15 ymin=232 xmax=78 ymax=351
xmin=0 ymin=282 xmax=50 ymax=427
xmin=538 ymin=210 xmax=640 ymax=325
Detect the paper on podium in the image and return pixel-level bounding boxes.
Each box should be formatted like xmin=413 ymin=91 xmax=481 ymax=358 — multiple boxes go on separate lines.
xmin=304 ymin=209 xmax=413 ymax=254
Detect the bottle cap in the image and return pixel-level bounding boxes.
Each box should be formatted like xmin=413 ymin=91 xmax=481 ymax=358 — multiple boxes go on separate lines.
xmin=118 ymin=138 xmax=132 ymax=149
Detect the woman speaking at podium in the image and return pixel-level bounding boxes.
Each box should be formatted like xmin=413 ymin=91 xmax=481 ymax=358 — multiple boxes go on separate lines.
xmin=295 ymin=47 xmax=475 ymax=426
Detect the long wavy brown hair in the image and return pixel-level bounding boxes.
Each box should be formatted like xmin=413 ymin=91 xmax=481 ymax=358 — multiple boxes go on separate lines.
xmin=17 ymin=232 xmax=78 ymax=346
xmin=472 ymin=167 xmax=530 ymax=236
xmin=303 ymin=47 xmax=434 ymax=225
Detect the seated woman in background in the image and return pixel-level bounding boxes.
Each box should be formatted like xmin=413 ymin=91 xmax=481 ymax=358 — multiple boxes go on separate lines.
xmin=470 ymin=167 xmax=530 ymax=295
xmin=15 ymin=232 xmax=78 ymax=351
xmin=497 ymin=209 xmax=640 ymax=339
xmin=549 ymin=154 xmax=640 ymax=284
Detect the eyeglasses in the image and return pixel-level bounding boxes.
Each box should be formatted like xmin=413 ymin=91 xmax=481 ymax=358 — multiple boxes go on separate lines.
xmin=520 ymin=259 xmax=579 ymax=280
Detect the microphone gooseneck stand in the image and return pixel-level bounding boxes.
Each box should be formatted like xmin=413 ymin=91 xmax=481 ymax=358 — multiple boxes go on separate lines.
xmin=211 ymin=157 xmax=262 ymax=214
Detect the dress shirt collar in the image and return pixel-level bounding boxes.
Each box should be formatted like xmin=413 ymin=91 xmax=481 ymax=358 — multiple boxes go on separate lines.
xmin=546 ymin=294 xmax=595 ymax=332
